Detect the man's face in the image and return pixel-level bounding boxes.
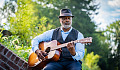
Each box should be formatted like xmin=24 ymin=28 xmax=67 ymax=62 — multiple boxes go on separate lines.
xmin=59 ymin=16 xmax=72 ymax=29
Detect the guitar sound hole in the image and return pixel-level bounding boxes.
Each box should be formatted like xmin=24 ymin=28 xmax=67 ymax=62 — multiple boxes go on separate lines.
xmin=45 ymin=47 xmax=51 ymax=53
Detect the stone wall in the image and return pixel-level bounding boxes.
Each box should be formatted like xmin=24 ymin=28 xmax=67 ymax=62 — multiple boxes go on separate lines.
xmin=0 ymin=44 xmax=33 ymax=70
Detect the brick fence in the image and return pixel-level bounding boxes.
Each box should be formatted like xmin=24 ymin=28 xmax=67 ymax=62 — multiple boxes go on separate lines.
xmin=0 ymin=43 xmax=34 ymax=70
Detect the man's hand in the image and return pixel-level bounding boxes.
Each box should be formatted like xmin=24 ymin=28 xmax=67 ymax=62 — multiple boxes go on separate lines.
xmin=66 ymin=42 xmax=76 ymax=56
xmin=35 ymin=49 xmax=47 ymax=61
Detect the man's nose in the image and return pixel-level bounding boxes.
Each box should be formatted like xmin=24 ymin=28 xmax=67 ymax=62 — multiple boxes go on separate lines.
xmin=66 ymin=18 xmax=69 ymax=21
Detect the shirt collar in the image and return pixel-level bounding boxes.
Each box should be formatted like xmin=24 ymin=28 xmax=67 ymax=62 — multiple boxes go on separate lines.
xmin=61 ymin=26 xmax=73 ymax=33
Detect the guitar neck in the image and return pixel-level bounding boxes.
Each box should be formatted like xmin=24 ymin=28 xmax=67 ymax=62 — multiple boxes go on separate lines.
xmin=51 ymin=37 xmax=92 ymax=51
xmin=51 ymin=40 xmax=79 ymax=50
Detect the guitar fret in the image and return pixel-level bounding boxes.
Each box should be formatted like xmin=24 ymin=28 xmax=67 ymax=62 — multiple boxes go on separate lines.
xmin=75 ymin=40 xmax=78 ymax=43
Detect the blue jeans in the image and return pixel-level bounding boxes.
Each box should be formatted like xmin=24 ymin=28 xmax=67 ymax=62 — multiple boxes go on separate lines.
xmin=43 ymin=60 xmax=82 ymax=70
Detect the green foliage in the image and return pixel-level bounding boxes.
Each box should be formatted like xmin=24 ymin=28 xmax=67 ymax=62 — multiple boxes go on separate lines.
xmin=9 ymin=0 xmax=38 ymax=46
xmin=84 ymin=52 xmax=100 ymax=70
xmin=38 ymin=16 xmax=53 ymax=34
xmin=82 ymin=63 xmax=91 ymax=70
xmin=82 ymin=49 xmax=101 ymax=70
xmin=0 ymin=30 xmax=3 ymax=38
xmin=0 ymin=33 xmax=31 ymax=61
xmin=9 ymin=0 xmax=53 ymax=46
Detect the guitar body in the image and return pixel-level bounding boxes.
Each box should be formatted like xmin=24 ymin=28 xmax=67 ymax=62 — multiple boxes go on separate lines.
xmin=28 ymin=40 xmax=61 ymax=69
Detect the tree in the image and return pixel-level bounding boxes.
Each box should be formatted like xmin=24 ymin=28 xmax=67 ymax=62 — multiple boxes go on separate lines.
xmin=9 ymin=0 xmax=53 ymax=46
xmin=0 ymin=0 xmax=17 ymax=28
xmin=105 ymin=20 xmax=120 ymax=70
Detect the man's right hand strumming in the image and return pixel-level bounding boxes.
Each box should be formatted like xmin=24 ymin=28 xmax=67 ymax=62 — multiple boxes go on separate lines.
xmin=35 ymin=49 xmax=47 ymax=61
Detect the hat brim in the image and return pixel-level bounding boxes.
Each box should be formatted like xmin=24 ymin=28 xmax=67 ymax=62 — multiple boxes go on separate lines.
xmin=58 ymin=15 xmax=74 ymax=18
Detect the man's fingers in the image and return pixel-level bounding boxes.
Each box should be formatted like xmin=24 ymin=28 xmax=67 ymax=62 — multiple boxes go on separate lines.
xmin=35 ymin=50 xmax=46 ymax=61
xmin=41 ymin=51 xmax=47 ymax=54
xmin=67 ymin=42 xmax=75 ymax=48
xmin=38 ymin=52 xmax=45 ymax=61
xmin=41 ymin=51 xmax=48 ymax=56
xmin=66 ymin=42 xmax=76 ymax=56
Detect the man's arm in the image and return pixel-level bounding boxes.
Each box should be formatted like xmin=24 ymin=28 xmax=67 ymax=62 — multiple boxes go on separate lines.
xmin=72 ymin=32 xmax=85 ymax=61
xmin=31 ymin=29 xmax=54 ymax=52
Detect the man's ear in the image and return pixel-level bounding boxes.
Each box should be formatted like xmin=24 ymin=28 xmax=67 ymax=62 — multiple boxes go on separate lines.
xmin=59 ymin=18 xmax=61 ymax=21
xmin=59 ymin=18 xmax=62 ymax=23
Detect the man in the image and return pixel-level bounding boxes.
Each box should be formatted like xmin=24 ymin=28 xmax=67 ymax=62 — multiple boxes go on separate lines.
xmin=31 ymin=9 xmax=85 ymax=70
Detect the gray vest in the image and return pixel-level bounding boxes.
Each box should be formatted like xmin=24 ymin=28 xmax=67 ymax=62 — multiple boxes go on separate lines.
xmin=52 ymin=27 xmax=78 ymax=61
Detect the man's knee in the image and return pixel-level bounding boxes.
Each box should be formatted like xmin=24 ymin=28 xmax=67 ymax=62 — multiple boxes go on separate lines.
xmin=43 ymin=62 xmax=63 ymax=70
xmin=67 ymin=61 xmax=82 ymax=70
xmin=43 ymin=64 xmax=54 ymax=70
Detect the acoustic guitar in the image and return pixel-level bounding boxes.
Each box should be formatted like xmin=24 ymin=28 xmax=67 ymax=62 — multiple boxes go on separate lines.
xmin=28 ymin=37 xmax=92 ymax=69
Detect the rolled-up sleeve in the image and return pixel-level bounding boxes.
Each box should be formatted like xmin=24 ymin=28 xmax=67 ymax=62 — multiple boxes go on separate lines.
xmin=31 ymin=29 xmax=54 ymax=52
xmin=72 ymin=32 xmax=85 ymax=61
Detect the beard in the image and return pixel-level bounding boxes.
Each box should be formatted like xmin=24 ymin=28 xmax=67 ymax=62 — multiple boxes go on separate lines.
xmin=62 ymin=22 xmax=72 ymax=29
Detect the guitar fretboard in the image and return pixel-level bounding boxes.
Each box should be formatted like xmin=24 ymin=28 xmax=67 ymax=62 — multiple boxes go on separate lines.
xmin=51 ymin=37 xmax=92 ymax=51
xmin=51 ymin=40 xmax=81 ymax=50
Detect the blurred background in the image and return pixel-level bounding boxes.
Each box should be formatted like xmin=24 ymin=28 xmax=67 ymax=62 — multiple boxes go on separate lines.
xmin=0 ymin=0 xmax=120 ymax=70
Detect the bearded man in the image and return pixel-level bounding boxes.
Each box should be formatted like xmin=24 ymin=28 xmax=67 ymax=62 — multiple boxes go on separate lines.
xmin=32 ymin=8 xmax=85 ymax=70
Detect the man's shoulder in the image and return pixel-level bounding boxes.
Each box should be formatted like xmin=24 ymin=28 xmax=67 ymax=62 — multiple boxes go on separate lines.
xmin=54 ymin=27 xmax=61 ymax=31
xmin=72 ymin=27 xmax=83 ymax=35
xmin=43 ymin=29 xmax=55 ymax=34
xmin=72 ymin=27 xmax=79 ymax=33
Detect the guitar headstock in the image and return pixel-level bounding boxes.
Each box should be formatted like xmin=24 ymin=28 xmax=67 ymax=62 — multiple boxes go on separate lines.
xmin=79 ymin=37 xmax=92 ymax=45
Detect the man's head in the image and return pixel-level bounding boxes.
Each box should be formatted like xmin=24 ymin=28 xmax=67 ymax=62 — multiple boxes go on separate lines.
xmin=59 ymin=9 xmax=74 ymax=29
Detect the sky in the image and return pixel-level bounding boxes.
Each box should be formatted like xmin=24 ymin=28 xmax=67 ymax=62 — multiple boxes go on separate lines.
xmin=0 ymin=0 xmax=4 ymax=8
xmin=93 ymin=0 xmax=120 ymax=30
xmin=0 ymin=0 xmax=120 ymax=30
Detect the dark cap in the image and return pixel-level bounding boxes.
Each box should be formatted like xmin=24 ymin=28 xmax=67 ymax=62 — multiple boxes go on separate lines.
xmin=58 ymin=9 xmax=74 ymax=18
